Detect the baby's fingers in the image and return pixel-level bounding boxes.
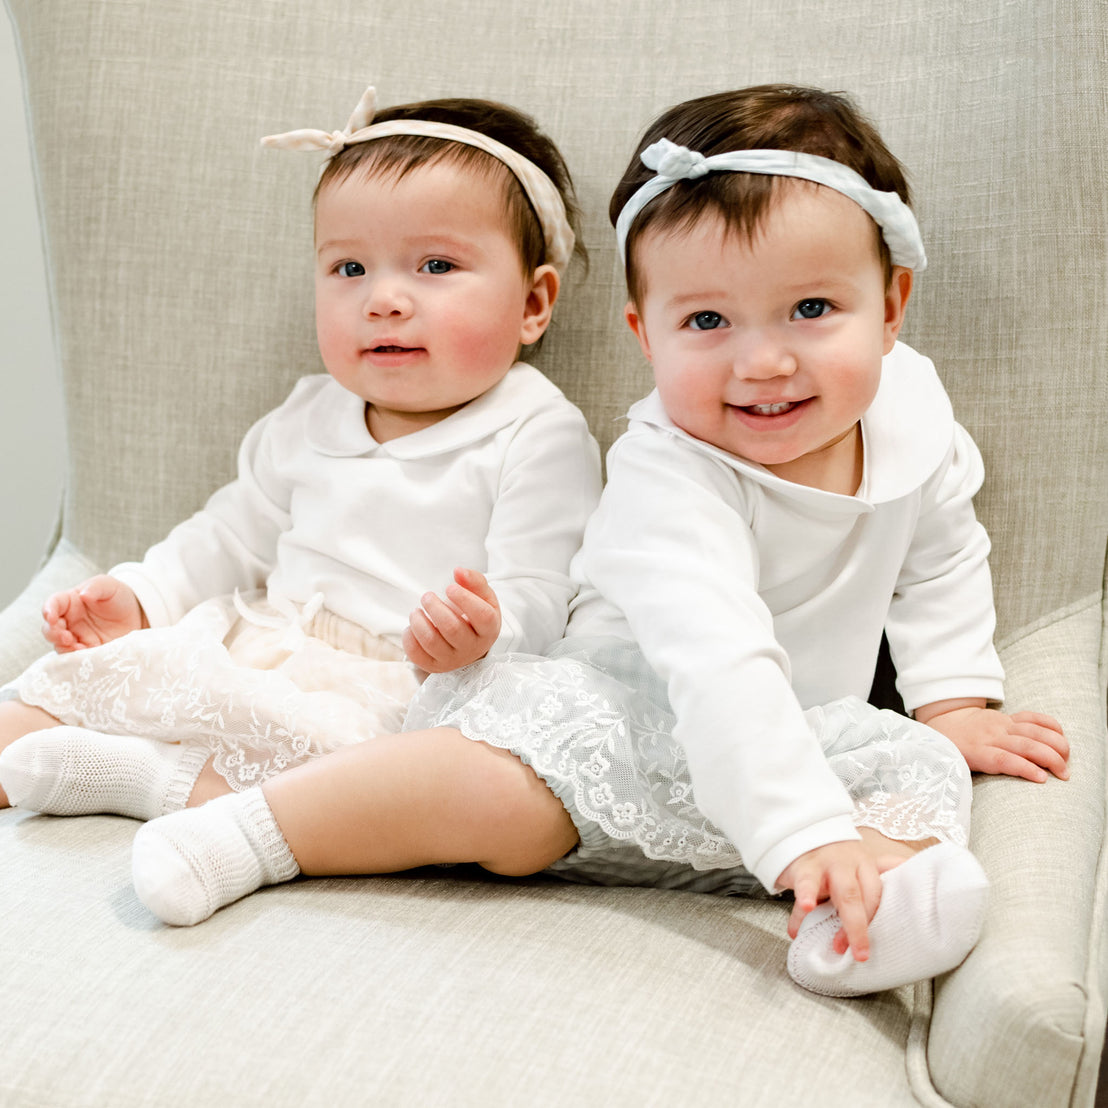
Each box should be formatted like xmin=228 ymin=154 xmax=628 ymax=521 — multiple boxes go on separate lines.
xmin=402 ymin=612 xmax=450 ymax=670
xmin=444 ymin=581 xmax=499 ymax=640
xmin=418 ymin=591 xmax=473 ymax=649
xmin=976 ymin=739 xmax=1063 ymax=783
xmin=42 ymin=594 xmax=63 ymax=625
xmin=828 ymin=869 xmax=876 ymax=962
xmin=1011 ymin=723 xmax=1069 ymax=780
xmin=1010 ymin=713 xmax=1069 ymax=757
xmin=79 ymin=576 xmax=116 ymax=603
xmin=408 ymin=602 xmax=454 ymax=650
xmin=831 ymin=864 xmax=883 ymax=957
xmin=786 ymin=871 xmax=822 ymax=939
xmin=41 ymin=620 xmax=76 ymax=652
xmin=451 ymin=567 xmax=498 ymax=606
xmin=1010 ymin=709 xmax=1064 ymax=735
xmin=994 ymin=719 xmax=1069 ymax=780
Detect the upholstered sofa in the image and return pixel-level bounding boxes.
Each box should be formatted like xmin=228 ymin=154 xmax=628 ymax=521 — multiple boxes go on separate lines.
xmin=2 ymin=1 xmax=1105 ymax=1104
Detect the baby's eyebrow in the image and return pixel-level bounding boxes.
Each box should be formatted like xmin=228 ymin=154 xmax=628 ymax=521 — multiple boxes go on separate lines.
xmin=316 ymin=237 xmax=360 ymax=255
xmin=315 ymin=233 xmax=480 ymax=256
xmin=665 ymin=290 xmax=730 ymax=308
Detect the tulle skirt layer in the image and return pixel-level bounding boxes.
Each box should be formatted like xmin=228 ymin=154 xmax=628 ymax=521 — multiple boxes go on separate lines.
xmin=15 ymin=592 xmax=420 ymax=791
xmin=404 ymin=637 xmax=972 ymax=892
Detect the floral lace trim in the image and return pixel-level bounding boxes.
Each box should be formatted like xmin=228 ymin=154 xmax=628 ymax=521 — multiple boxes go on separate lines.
xmin=409 ymin=657 xmax=972 ymax=871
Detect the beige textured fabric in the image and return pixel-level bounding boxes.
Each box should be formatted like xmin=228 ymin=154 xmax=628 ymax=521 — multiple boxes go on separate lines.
xmin=5 ymin=0 xmax=1105 ymax=643
xmin=0 ymin=815 xmax=923 ymax=1105
xmin=2 ymin=0 xmax=1106 ymax=1104
xmin=930 ymin=603 xmax=1108 ymax=1106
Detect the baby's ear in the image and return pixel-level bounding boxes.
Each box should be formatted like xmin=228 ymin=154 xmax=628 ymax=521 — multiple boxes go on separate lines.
xmin=624 ymin=301 xmax=652 ymax=361
xmin=883 ymin=267 xmax=913 ymax=352
xmin=519 ymin=265 xmax=560 ymax=346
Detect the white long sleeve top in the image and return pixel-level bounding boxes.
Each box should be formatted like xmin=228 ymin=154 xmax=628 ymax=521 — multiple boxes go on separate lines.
xmin=567 ymin=342 xmax=1004 ymax=890
xmin=112 ymin=364 xmax=602 ymax=656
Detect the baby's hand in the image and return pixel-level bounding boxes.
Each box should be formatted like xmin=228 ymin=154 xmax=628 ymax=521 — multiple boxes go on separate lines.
xmin=919 ymin=703 xmax=1068 ymax=783
xmin=402 ymin=568 xmax=501 ymax=674
xmin=776 ymin=839 xmax=886 ymax=962
xmin=42 ymin=575 xmax=145 ymax=653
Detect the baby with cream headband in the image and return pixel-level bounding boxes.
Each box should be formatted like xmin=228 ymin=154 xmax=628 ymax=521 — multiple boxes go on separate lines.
xmin=0 ymin=87 xmax=601 ymax=888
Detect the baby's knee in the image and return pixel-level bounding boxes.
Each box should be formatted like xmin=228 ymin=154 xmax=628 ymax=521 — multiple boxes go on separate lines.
xmin=473 ymin=743 xmax=578 ymax=876
xmin=478 ymin=830 xmax=576 ymax=877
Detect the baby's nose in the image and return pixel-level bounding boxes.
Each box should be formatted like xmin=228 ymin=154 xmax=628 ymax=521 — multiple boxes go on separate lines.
xmin=363 ymin=278 xmax=413 ymax=318
xmin=735 ymin=331 xmax=798 ymax=379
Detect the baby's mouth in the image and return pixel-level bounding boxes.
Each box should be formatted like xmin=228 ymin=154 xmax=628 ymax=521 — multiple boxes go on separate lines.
xmin=742 ymin=401 xmax=799 ymax=415
xmin=373 ymin=345 xmax=414 ymax=353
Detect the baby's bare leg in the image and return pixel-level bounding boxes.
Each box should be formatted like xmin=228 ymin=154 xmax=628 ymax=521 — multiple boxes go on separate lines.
xmin=856 ymin=826 xmax=938 ymax=867
xmin=0 ymin=700 xmax=63 ymax=806
xmin=186 ymin=759 xmax=233 ymax=807
xmin=264 ymin=728 xmax=577 ymax=876
xmin=132 ymin=728 xmax=579 ymax=925
xmin=0 ymin=700 xmax=63 ymax=745
xmin=185 ymin=733 xmax=576 ymax=876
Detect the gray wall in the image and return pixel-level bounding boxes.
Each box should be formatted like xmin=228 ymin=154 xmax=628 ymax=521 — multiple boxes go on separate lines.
xmin=0 ymin=12 xmax=64 ymax=608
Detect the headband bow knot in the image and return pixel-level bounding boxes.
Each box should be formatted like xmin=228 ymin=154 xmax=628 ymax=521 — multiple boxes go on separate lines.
xmin=642 ymin=139 xmax=709 ymax=181
xmin=260 ymin=86 xmax=379 ymax=156
xmin=261 ymin=86 xmax=575 ymax=274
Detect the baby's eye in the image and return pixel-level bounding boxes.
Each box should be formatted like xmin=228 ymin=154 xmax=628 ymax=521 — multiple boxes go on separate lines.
xmin=686 ymin=310 xmax=727 ymax=331
xmin=792 ymin=298 xmax=832 ymax=320
xmin=336 ymin=261 xmax=365 ymax=278
xmin=421 ymin=259 xmax=455 ymax=275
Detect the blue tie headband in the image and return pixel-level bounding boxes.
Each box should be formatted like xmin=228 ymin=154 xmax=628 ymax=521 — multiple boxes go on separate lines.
xmin=614 ymin=138 xmax=926 ymax=272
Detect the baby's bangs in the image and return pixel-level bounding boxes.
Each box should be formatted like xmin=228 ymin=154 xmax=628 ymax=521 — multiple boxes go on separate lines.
xmin=626 ymin=173 xmax=890 ymax=302
xmin=314 ymin=137 xmax=544 ymax=273
xmin=315 ymin=137 xmax=511 ymax=200
xmin=624 ymin=174 xmax=778 ymax=303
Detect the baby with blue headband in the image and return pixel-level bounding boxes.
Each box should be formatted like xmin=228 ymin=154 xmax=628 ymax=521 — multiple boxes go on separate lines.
xmin=71 ymin=86 xmax=1066 ymax=1001
xmin=406 ymin=84 xmax=1065 ymax=996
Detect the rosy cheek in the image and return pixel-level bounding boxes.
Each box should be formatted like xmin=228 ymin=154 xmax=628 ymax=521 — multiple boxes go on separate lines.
xmin=445 ymin=315 xmax=516 ymax=369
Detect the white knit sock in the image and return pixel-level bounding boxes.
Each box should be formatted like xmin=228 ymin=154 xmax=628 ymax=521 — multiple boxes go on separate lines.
xmin=132 ymin=787 xmax=300 ymax=926
xmin=786 ymin=841 xmax=989 ymax=997
xmin=0 ymin=726 xmax=211 ymax=819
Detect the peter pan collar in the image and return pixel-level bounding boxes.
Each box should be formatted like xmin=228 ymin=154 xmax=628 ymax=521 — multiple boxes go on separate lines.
xmin=627 ymin=342 xmax=955 ymax=509
xmin=304 ymin=362 xmax=565 ymax=459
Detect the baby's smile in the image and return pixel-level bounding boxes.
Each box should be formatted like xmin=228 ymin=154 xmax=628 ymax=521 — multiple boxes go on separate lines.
xmin=743 ymin=400 xmax=802 ymax=416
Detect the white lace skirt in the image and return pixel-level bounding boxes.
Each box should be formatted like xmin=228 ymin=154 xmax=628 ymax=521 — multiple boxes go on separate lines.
xmin=404 ymin=637 xmax=972 ymax=893
xmin=15 ymin=593 xmax=421 ymax=791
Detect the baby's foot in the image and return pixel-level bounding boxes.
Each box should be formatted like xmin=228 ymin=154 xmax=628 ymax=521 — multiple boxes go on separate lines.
xmin=786 ymin=841 xmax=988 ymax=997
xmin=132 ymin=787 xmax=299 ymax=926
xmin=0 ymin=726 xmax=210 ymax=819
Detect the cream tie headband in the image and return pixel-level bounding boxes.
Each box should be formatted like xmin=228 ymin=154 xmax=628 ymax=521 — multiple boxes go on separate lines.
xmin=262 ymin=86 xmax=575 ymax=274
xmin=615 ymin=138 xmax=927 ymax=271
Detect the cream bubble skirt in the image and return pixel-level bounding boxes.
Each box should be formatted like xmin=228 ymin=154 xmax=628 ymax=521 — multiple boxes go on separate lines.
xmin=14 ymin=592 xmax=420 ymax=790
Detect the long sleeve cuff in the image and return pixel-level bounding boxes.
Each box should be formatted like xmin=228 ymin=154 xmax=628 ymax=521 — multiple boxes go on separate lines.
xmin=751 ymin=814 xmax=862 ymax=893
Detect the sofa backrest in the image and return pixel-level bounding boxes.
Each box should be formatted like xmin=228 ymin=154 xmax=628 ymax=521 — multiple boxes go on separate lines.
xmin=7 ymin=0 xmax=1106 ymax=644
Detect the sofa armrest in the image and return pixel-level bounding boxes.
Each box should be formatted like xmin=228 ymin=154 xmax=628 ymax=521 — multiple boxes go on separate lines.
xmin=928 ymin=597 xmax=1108 ymax=1107
xmin=0 ymin=539 xmax=101 ymax=685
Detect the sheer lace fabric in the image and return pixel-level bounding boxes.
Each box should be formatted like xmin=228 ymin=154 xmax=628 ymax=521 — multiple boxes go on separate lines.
xmin=16 ymin=593 xmax=420 ymax=791
xmin=405 ymin=638 xmax=971 ymax=881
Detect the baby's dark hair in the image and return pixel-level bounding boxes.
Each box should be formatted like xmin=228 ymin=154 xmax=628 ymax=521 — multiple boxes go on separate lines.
xmin=316 ymin=98 xmax=584 ymax=276
xmin=609 ymin=85 xmax=911 ymax=304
